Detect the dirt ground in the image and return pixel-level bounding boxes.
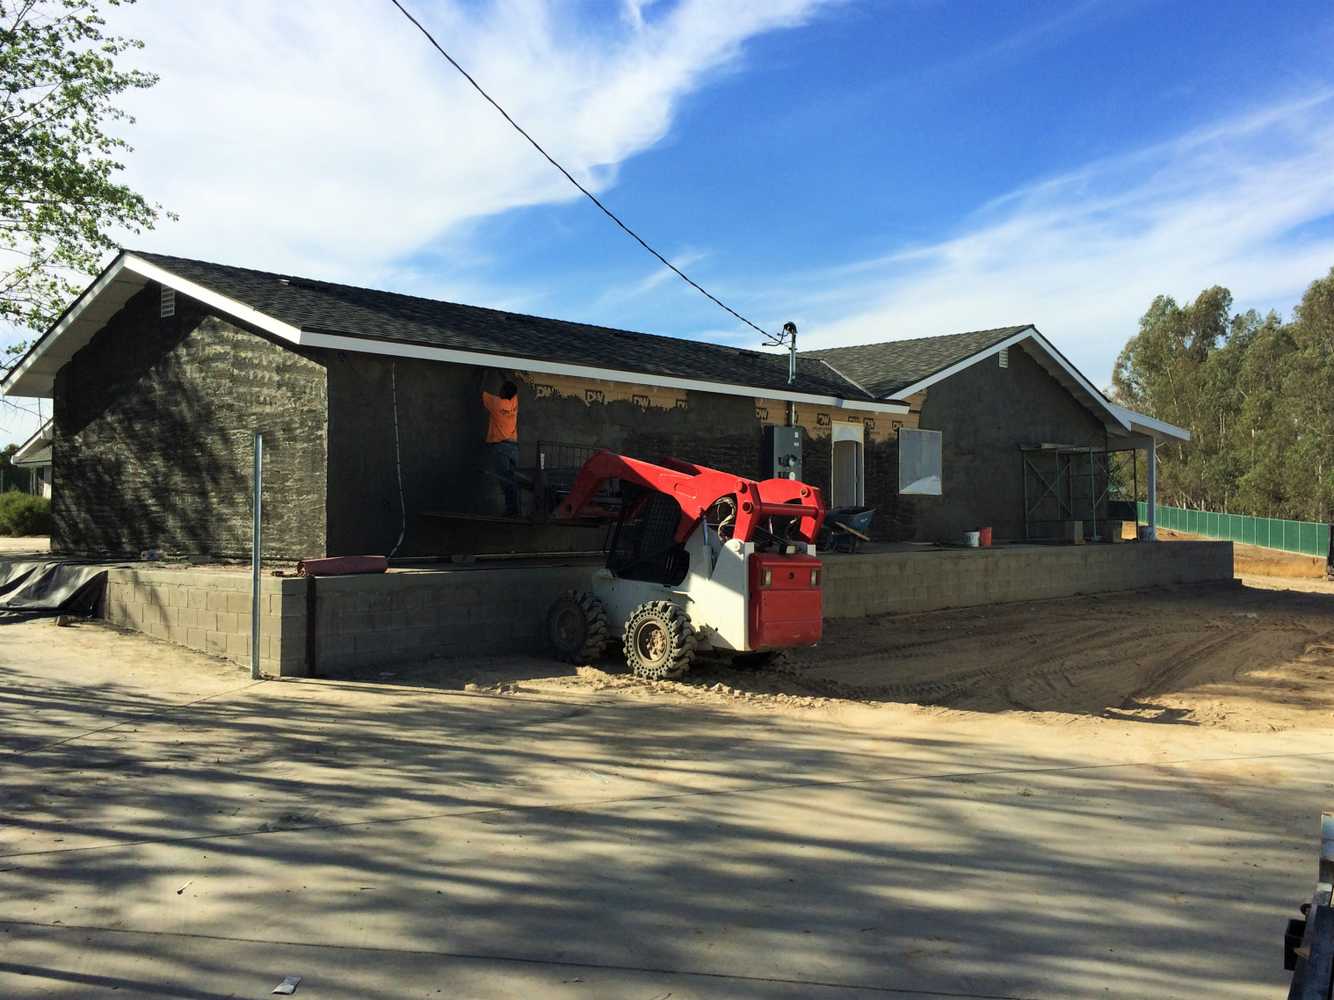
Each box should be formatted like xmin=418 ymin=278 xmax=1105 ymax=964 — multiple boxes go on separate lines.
xmin=369 ymin=578 xmax=1334 ymax=735
xmin=4 ymin=579 xmax=1334 ymax=998
xmin=0 ymin=536 xmax=49 ymax=556
xmin=1155 ymin=526 xmax=1329 ymax=578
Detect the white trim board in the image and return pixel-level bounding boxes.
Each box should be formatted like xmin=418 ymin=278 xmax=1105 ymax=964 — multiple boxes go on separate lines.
xmin=298 ymin=330 xmax=909 ymax=414
xmin=3 ymin=252 xmax=908 ymax=414
xmin=888 ymin=327 xmax=1132 ymax=432
xmin=1109 ymin=403 xmax=1190 ymax=442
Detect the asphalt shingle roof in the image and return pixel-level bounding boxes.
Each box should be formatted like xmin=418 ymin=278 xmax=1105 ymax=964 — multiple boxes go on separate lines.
xmin=133 ymin=252 xmax=875 ymax=401
xmin=802 ymin=326 xmax=1032 ymax=398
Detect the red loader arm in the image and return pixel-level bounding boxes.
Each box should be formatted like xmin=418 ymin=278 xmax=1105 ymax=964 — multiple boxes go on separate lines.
xmin=555 ymin=450 xmax=825 ymax=544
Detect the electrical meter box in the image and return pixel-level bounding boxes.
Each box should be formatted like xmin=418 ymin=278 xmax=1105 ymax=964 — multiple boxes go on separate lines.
xmin=764 ymin=425 xmax=803 ymax=481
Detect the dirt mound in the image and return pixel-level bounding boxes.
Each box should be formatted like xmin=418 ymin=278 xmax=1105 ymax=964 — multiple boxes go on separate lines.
xmin=776 ymin=582 xmax=1334 ymax=729
xmin=403 ymin=579 xmax=1334 ymax=733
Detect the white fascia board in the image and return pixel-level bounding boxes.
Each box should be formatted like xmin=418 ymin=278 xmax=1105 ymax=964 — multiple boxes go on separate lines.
xmin=121 ymin=255 xmax=304 ymax=344
xmin=1 ymin=255 xmax=134 ymax=398
xmin=4 ymin=250 xmax=906 ymax=414
xmin=298 ymin=330 xmax=910 ymax=414
xmin=1109 ymin=403 xmax=1190 ymax=442
xmin=889 ymin=327 xmax=1132 ymax=432
xmin=888 ymin=327 xmax=1037 ymax=399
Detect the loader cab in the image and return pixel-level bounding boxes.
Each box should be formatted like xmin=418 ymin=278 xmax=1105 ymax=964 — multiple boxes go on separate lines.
xmin=605 ymin=485 xmax=689 ymax=586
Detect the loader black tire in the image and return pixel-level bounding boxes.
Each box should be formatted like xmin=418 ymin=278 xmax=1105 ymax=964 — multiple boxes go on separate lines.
xmin=622 ymin=600 xmax=695 ymax=680
xmin=546 ymin=590 xmax=609 ymax=664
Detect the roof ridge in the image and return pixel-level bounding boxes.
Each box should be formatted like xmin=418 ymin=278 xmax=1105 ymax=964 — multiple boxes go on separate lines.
xmin=800 ymin=325 xmax=1031 ymax=355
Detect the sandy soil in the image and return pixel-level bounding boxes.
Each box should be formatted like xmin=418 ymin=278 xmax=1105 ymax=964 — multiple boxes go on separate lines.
xmin=1155 ymin=525 xmax=1329 ymax=578
xmin=0 ymin=535 xmax=49 ymax=556
xmin=374 ymin=578 xmax=1334 ymax=734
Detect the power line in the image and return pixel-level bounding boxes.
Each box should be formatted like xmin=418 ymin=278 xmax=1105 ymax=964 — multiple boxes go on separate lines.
xmin=1 ymin=396 xmax=43 ymax=420
xmin=387 ymin=0 xmax=784 ymax=347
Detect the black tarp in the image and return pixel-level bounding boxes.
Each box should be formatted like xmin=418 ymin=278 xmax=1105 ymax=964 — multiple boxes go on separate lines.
xmin=0 ymin=560 xmax=107 ymax=622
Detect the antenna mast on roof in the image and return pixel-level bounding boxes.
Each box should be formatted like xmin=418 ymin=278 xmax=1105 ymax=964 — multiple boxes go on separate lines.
xmin=781 ymin=322 xmax=797 ymax=385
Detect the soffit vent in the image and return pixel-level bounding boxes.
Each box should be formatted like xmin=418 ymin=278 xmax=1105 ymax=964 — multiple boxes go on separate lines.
xmin=160 ymin=286 xmax=176 ymax=318
xmin=998 ymin=347 xmax=1009 ymax=369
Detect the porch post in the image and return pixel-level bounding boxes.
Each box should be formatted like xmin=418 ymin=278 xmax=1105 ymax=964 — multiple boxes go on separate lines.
xmin=1145 ymin=441 xmax=1158 ymax=541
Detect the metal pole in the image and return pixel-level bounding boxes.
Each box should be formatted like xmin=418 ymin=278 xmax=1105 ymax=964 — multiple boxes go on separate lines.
xmin=1145 ymin=440 xmax=1157 ymax=541
xmin=1132 ymin=447 xmax=1139 ymax=538
xmin=251 ymin=432 xmax=263 ymax=679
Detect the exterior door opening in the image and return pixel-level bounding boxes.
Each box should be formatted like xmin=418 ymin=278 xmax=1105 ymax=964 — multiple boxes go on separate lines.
xmin=830 ymin=423 xmax=865 ymax=508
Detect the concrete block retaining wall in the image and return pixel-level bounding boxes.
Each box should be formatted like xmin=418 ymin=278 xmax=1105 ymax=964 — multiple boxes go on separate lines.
xmin=101 ymin=541 xmax=1233 ymax=677
xmin=103 ymin=568 xmax=308 ymax=676
xmin=821 ymin=541 xmax=1234 ymax=619
xmin=103 ymin=562 xmax=595 ymax=677
xmin=306 ymin=564 xmax=591 ymax=675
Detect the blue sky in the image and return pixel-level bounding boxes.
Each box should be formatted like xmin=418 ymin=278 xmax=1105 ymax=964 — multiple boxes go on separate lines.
xmin=4 ymin=0 xmax=1334 ymax=446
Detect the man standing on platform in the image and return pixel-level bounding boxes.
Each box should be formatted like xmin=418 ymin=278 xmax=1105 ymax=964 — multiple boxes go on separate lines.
xmin=481 ymin=370 xmax=520 ymax=516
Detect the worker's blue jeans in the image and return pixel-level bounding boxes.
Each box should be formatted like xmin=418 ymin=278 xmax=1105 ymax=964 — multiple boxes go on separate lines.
xmin=489 ymin=440 xmax=519 ymax=516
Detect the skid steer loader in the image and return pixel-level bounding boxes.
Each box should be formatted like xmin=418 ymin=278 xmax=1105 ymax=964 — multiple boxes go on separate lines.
xmin=544 ymin=450 xmax=827 ymax=679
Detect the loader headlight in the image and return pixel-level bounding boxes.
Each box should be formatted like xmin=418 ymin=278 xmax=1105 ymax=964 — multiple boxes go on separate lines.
xmin=810 ymin=569 xmax=820 ymax=586
xmin=761 ymin=568 xmax=772 ymax=587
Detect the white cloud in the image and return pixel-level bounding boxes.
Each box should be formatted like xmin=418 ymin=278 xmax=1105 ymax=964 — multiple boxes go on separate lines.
xmin=0 ymin=0 xmax=828 ymax=444
xmin=786 ymin=92 xmax=1334 ymax=387
xmin=595 ymin=248 xmax=711 ymax=307
xmin=105 ymin=0 xmax=827 ymax=285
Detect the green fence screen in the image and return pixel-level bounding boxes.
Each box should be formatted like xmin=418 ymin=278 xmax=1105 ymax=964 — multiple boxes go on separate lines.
xmin=1136 ymin=503 xmax=1331 ymax=557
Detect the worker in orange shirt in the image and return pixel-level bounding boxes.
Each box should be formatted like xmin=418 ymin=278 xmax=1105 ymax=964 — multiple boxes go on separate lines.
xmin=481 ymin=371 xmax=520 ymax=516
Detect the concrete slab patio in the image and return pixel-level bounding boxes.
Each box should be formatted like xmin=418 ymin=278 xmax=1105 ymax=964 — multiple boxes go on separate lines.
xmin=1 ymin=609 xmax=1329 ymax=999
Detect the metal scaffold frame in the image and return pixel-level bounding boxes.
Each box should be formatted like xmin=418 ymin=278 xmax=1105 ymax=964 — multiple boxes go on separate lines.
xmin=1020 ymin=443 xmax=1118 ymax=541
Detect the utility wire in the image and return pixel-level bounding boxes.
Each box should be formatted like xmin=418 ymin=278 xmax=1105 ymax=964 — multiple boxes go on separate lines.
xmin=387 ymin=0 xmax=784 ymax=347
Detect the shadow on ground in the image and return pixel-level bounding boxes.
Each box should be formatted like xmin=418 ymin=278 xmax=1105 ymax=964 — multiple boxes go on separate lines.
xmin=0 ymin=632 xmax=1319 ymax=998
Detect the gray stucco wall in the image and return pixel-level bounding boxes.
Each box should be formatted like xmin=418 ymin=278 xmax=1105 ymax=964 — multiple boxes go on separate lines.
xmin=912 ymin=344 xmax=1108 ymax=542
xmin=323 ymin=354 xmax=769 ymax=557
xmin=53 ymin=286 xmax=329 ymax=559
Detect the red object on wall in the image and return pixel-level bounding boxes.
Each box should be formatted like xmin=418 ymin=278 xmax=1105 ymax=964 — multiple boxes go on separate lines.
xmin=297 ymin=555 xmax=388 ymax=577
xmin=748 ymin=551 xmax=823 ymax=650
xmin=979 ymin=527 xmax=993 ymax=547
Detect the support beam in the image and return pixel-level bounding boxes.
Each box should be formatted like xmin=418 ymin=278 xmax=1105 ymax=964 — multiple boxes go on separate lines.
xmin=1146 ymin=443 xmax=1158 ymax=541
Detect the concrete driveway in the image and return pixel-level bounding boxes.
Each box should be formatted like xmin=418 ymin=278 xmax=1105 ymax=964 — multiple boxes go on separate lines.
xmin=0 ymin=616 xmax=1328 ymax=999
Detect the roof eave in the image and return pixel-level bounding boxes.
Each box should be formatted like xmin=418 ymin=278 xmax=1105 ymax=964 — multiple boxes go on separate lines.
xmin=3 ymin=253 xmax=905 ymax=413
xmin=11 ymin=417 xmax=53 ymax=464
xmin=884 ymin=326 xmax=1133 ymax=433
xmin=1108 ymin=403 xmax=1190 ymax=443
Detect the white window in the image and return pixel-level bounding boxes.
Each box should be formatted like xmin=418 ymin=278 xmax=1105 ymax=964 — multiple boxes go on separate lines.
xmin=160 ymin=286 xmax=176 ymax=318
xmin=898 ymin=427 xmax=942 ymax=495
xmin=830 ymin=422 xmax=864 ymax=507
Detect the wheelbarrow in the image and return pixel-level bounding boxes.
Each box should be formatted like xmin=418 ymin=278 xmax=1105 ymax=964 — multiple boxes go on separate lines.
xmin=820 ymin=506 xmax=876 ymax=553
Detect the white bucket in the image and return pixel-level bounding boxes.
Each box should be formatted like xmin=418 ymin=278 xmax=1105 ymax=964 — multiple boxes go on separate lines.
xmin=963 ymin=531 xmax=981 ymax=548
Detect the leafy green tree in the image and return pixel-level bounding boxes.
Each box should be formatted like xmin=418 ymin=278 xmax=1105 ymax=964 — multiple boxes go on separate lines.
xmin=1231 ymin=311 xmax=1295 ymax=516
xmin=1112 ymin=286 xmax=1234 ymax=508
xmin=1 ymin=0 xmax=170 ymax=333
xmin=1114 ymin=269 xmax=1334 ymax=523
xmin=1281 ymin=267 xmax=1334 ymax=522
xmin=1 ymin=440 xmax=33 ymax=493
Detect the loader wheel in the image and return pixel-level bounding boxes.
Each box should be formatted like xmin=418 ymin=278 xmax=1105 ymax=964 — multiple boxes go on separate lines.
xmin=547 ymin=590 xmax=608 ymax=664
xmin=623 ymin=601 xmax=695 ymax=680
